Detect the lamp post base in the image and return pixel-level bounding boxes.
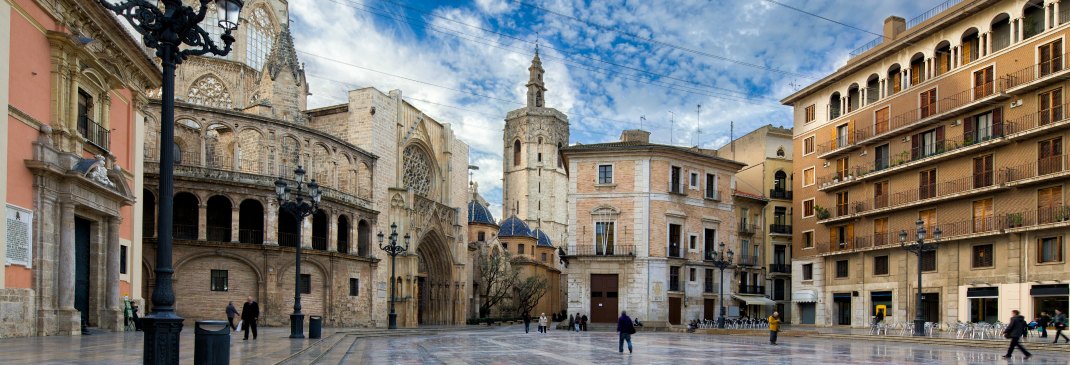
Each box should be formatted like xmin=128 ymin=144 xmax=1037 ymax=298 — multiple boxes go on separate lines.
xmin=913 ymin=318 xmax=926 ymax=336
xmin=388 ymin=312 xmax=398 ymax=329
xmin=290 ymin=313 xmax=305 ymax=339
xmin=717 ymin=316 xmax=725 ymax=329
xmin=141 ymin=315 xmax=184 ymax=365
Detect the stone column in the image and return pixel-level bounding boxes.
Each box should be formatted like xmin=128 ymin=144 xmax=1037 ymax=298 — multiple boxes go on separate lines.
xmin=104 ymin=217 xmax=123 ymax=330
xmin=231 ymin=206 xmax=240 ymax=243
xmin=265 ymin=200 xmax=278 ymax=246
xmin=350 ymin=218 xmax=359 ymax=255
xmin=197 ymin=203 xmax=207 ymax=241
xmin=327 ymin=212 xmax=337 ymax=252
xmin=58 ymin=202 xmax=76 ymax=310
xmin=302 ymin=216 xmax=313 ymax=249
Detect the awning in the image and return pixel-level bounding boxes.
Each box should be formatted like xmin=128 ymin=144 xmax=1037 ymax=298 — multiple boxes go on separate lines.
xmin=733 ymin=294 xmax=776 ymax=306
xmin=792 ymin=290 xmax=817 ymax=303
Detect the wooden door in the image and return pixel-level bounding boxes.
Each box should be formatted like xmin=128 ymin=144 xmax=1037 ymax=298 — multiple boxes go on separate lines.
xmin=668 ymin=297 xmax=682 ymax=325
xmin=75 ymin=217 xmax=91 ymax=327
xmin=703 ymin=299 xmax=715 ymax=321
xmin=590 ymin=274 xmax=619 ymax=323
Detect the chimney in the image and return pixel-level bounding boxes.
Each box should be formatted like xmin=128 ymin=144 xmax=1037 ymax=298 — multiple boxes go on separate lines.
xmin=620 ymin=129 xmax=650 ymax=143
xmin=884 ymin=16 xmax=906 ymax=40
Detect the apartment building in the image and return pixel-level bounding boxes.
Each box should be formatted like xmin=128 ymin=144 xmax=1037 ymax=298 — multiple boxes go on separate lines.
xmin=718 ymin=125 xmax=795 ymax=320
xmin=783 ymin=0 xmax=1070 ymax=327
xmin=560 ymin=130 xmax=747 ymax=327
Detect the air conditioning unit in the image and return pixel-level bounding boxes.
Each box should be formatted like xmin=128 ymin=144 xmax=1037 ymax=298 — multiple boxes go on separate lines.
xmin=952 ymin=119 xmax=961 ymax=126
xmin=1010 ymin=99 xmax=1023 ymax=108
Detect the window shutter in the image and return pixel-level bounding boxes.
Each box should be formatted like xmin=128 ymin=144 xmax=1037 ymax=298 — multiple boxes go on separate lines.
xmin=962 ymin=40 xmax=972 ymax=64
xmin=964 ymin=116 xmax=975 ymax=140
xmin=936 ymin=126 xmax=945 ymax=151
xmin=831 ymin=228 xmax=839 ymax=245
xmin=846 ymin=224 xmax=855 ymax=243
xmin=911 ymin=134 xmax=920 ymax=159
xmin=992 ymin=107 xmax=1003 ymax=136
xmin=848 ymin=120 xmax=855 ymax=144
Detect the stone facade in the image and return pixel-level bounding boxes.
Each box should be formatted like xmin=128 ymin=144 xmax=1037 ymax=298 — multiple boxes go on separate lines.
xmin=783 ymin=0 xmax=1070 ymax=327
xmin=560 ymin=131 xmax=746 ymax=326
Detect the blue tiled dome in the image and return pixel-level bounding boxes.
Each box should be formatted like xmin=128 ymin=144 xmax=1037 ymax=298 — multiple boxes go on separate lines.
xmin=468 ymin=201 xmax=496 ymax=225
xmin=532 ymin=229 xmax=554 ymax=247
xmin=498 ymin=216 xmax=533 ymax=237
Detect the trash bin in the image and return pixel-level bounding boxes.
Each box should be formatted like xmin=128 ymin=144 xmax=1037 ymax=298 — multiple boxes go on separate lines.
xmin=308 ymin=316 xmax=322 ymax=339
xmin=194 ymin=320 xmax=231 ymax=365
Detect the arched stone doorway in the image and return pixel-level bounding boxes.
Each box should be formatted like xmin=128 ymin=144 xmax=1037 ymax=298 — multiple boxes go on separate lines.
xmin=414 ymin=231 xmax=456 ymax=325
xmin=206 ymin=195 xmax=232 ymax=242
xmin=278 ymin=210 xmax=299 ymax=247
xmin=337 ymin=215 xmax=350 ymax=254
xmin=239 ymin=199 xmax=264 ymax=244
xmin=311 ymin=210 xmax=328 ymax=250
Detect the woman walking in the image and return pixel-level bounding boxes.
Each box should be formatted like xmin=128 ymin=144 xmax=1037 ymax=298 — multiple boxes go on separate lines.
xmin=538 ymin=312 xmax=549 ymax=334
xmin=768 ymin=312 xmax=781 ymax=345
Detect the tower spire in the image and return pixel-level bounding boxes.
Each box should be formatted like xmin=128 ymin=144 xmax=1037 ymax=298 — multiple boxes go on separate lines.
xmin=526 ymin=44 xmax=546 ymax=108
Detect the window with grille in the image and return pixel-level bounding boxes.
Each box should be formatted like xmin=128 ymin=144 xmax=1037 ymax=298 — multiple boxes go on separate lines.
xmin=1038 ymin=237 xmax=1064 ymax=263
xmin=210 ymin=270 xmax=228 ymax=292
xmin=919 ymin=169 xmax=937 ymax=199
xmin=874 ymin=256 xmax=889 ymax=275
xmin=921 ymin=251 xmax=937 ymax=272
xmin=920 ymin=88 xmax=937 ymax=118
xmin=1040 ymin=89 xmax=1064 ymax=126
xmin=597 ymin=164 xmax=613 ymax=184
xmin=972 ymin=244 xmax=994 ymax=268
xmin=1040 ymin=40 xmax=1063 ymax=77
xmin=835 ymin=260 xmax=849 ymax=278
xmin=973 ymin=155 xmax=993 ymax=188
xmin=704 ymin=269 xmax=714 ymax=292
xmin=802 ymin=263 xmax=813 ymax=280
xmin=349 ymin=278 xmax=359 ymax=296
xmin=300 ymin=274 xmax=312 ymax=294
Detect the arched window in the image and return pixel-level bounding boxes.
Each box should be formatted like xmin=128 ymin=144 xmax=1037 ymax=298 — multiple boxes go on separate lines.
xmin=776 ymin=147 xmax=785 ymax=157
xmin=513 ymin=139 xmax=521 ymax=166
xmin=202 ymin=1 xmax=229 ymax=59
xmin=887 ymin=64 xmax=902 ymax=95
xmin=245 ymin=7 xmax=275 ymax=71
xmin=187 ymin=75 xmax=232 ymax=108
xmin=402 ymin=145 xmax=433 ymax=197
xmin=774 ymin=170 xmax=787 ymax=191
xmin=829 ymin=92 xmax=841 ymax=119
xmin=173 ymin=142 xmax=183 ymax=164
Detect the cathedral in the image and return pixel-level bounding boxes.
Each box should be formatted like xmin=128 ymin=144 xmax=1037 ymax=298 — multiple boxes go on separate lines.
xmin=139 ymin=0 xmax=470 ymax=328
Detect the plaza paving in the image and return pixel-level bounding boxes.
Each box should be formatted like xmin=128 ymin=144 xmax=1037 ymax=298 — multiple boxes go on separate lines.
xmin=0 ymin=324 xmax=1067 ymax=364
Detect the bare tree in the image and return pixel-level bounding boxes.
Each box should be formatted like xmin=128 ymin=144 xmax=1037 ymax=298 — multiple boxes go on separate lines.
xmin=513 ymin=276 xmax=550 ymax=317
xmin=476 ymin=248 xmax=517 ymax=317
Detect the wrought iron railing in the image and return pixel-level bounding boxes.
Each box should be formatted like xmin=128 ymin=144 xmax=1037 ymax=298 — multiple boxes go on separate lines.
xmin=769 ymin=224 xmax=791 ymax=234
xmin=206 ymin=226 xmax=230 ymax=242
xmin=769 ymin=264 xmax=790 ymax=274
xmin=565 ymin=244 xmax=636 ymax=257
xmin=238 ymin=229 xmax=263 ymax=244
xmin=78 ymin=115 xmax=110 ymax=150
xmin=769 ymin=189 xmax=792 ymax=200
xmin=738 ymin=285 xmax=765 ymax=295
xmin=173 ymin=224 xmax=198 ymax=240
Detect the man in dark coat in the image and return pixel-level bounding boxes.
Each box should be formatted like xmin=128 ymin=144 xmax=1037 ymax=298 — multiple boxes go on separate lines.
xmin=241 ymin=296 xmax=259 ymax=340
xmin=617 ymin=311 xmax=636 ymax=353
xmin=226 ymin=301 xmax=239 ymax=330
xmin=581 ymin=314 xmax=588 ymax=331
xmin=523 ymin=313 xmax=532 ymax=333
xmin=1003 ymin=310 xmax=1032 ymax=359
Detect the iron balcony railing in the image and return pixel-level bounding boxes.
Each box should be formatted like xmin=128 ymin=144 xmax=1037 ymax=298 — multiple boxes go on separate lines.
xmin=670 ymin=278 xmax=681 ymax=292
xmin=705 ymin=189 xmax=722 ymax=201
xmin=173 ymin=224 xmax=198 ymax=240
xmin=206 ymin=226 xmax=230 ymax=242
xmin=78 ymin=115 xmax=110 ymax=150
xmin=769 ymin=264 xmax=791 ymax=274
xmin=668 ymin=181 xmax=687 ymax=195
xmin=769 ymin=189 xmax=792 ymax=200
xmin=1003 ymin=50 xmax=1070 ymax=90
xmin=238 ymin=229 xmax=264 ymax=244
xmin=1002 ymin=155 xmax=1069 ymax=184
xmin=704 ymin=280 xmax=717 ymax=293
xmin=769 ymin=224 xmax=791 ymax=235
xmin=737 ymin=255 xmax=760 ymax=267
xmin=738 ymin=285 xmax=765 ymax=295
xmin=565 ymin=244 xmax=636 ymax=257
xmin=312 ymin=236 xmax=328 ymax=250
xmin=278 ymin=232 xmax=299 ymax=247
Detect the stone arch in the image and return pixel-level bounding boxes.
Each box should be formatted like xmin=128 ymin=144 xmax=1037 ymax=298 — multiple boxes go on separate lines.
xmin=237 ymin=128 xmax=264 ymax=174
xmin=988 ymin=15 xmax=1010 ymax=53
xmin=887 ymin=63 xmax=903 ymax=95
xmin=828 ymin=91 xmax=841 ymax=119
xmin=239 ymin=199 xmax=264 ymax=244
xmin=173 ymin=254 xmax=262 ymax=322
xmin=358 ymin=161 xmax=372 ymax=198
xmin=513 ymin=139 xmax=521 ymax=166
xmin=934 ymin=40 xmax=951 ymax=76
xmin=1023 ymin=0 xmax=1044 ymax=40
xmin=908 ymin=52 xmax=926 ymax=85
xmin=174 ymin=192 xmax=199 ymax=240
xmin=846 ymin=83 xmax=859 ymax=113
xmin=205 ymin=123 xmax=235 ymax=169
xmin=186 ymin=73 xmax=233 ymax=109
xmin=357 ymin=219 xmax=371 ymax=257
xmin=414 ymin=229 xmax=458 ymax=325
xmin=774 ymin=170 xmax=788 ymax=191
xmin=311 ymin=143 xmax=332 ymax=185
xmin=206 ymin=195 xmax=233 ymax=242
xmin=280 ymin=135 xmax=301 ymax=179
xmin=278 ymin=208 xmax=299 ymax=247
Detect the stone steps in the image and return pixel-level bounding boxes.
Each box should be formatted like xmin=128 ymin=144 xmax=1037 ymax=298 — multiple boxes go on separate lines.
xmin=815 ymin=333 xmax=1070 ymax=353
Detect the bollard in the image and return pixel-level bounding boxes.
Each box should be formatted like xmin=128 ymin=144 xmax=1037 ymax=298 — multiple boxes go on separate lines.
xmin=194 ymin=320 xmax=231 ymax=365
xmin=308 ymin=316 xmax=322 ymax=339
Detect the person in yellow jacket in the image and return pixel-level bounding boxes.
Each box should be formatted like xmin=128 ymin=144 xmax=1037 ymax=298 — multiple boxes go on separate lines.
xmin=768 ymin=312 xmax=781 ymax=345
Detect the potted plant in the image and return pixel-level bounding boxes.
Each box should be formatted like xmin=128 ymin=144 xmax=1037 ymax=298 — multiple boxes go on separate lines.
xmin=1056 ymin=207 xmax=1069 ymax=222
xmin=815 ymin=206 xmax=831 ymax=220
xmin=854 ymin=202 xmax=866 ymax=213
xmin=1006 ymin=213 xmax=1023 ymax=228
xmin=964 ymin=135 xmax=975 ymax=146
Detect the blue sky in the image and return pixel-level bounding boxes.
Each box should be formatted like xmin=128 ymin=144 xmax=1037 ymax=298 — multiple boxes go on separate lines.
xmin=288 ymin=0 xmax=939 ymax=218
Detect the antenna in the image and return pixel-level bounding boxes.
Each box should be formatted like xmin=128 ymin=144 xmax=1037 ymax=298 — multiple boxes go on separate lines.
xmin=696 ymin=104 xmax=702 ymax=147
xmin=730 ymin=121 xmax=735 ymax=155
xmin=669 ymin=111 xmax=675 ymax=146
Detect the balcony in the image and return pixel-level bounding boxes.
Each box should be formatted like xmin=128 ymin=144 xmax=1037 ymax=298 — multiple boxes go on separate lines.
xmin=769 ymin=189 xmax=792 ymax=200
xmin=668 ymin=181 xmax=687 ymax=195
xmin=669 ymin=279 xmax=682 ymax=292
xmin=819 ymin=173 xmax=1009 ymax=225
xmin=704 ymin=280 xmax=719 ymax=293
xmin=738 ymin=285 xmax=765 ymax=295
xmin=206 ymin=226 xmax=230 ymax=242
xmin=1003 ymin=51 xmax=1070 ymax=94
xmin=704 ymin=189 xmax=722 ymax=201
xmin=738 ymin=223 xmax=757 ymax=235
xmin=769 ymin=224 xmax=791 ymax=235
xmin=768 ymin=264 xmax=791 ymax=274
xmin=239 ymin=229 xmax=264 ymax=244
xmin=173 ymin=224 xmax=198 ymax=240
xmin=737 ymin=255 xmax=760 ymax=267
xmin=78 ymin=115 xmax=110 ymax=150
xmin=564 ymin=244 xmax=636 ymax=257
xmin=1002 ymin=155 xmax=1070 ymax=188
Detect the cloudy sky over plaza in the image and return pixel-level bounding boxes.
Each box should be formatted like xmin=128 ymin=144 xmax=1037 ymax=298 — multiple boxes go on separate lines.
xmin=289 ymin=0 xmax=938 ymax=217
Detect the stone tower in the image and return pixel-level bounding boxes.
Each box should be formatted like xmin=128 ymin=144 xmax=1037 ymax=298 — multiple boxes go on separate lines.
xmin=502 ymin=48 xmax=570 ymax=245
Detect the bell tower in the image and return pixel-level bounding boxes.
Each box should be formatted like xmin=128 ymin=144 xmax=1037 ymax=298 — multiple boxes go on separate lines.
xmin=502 ymin=49 xmax=570 ymax=245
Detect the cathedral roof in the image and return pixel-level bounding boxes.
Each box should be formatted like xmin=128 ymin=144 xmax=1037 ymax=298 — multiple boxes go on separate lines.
xmin=264 ymin=25 xmax=303 ymax=82
xmin=531 ymin=228 xmax=554 ymax=248
xmin=498 ymin=215 xmax=533 ymax=238
xmin=468 ymin=201 xmax=496 ymax=226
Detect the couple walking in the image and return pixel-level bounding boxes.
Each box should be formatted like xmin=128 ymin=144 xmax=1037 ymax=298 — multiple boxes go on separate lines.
xmin=523 ymin=313 xmax=549 ymax=333
xmin=225 ymin=297 xmax=260 ymax=340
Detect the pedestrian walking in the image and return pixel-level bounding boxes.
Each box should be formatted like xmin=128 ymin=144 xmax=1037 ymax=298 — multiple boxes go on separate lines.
xmin=226 ymin=301 xmax=240 ymax=330
xmin=1039 ymin=312 xmax=1051 ymax=338
xmin=523 ymin=313 xmax=532 ymax=333
xmin=241 ymin=296 xmax=260 ymax=340
xmin=1054 ymin=309 xmax=1070 ymax=343
xmin=581 ymin=314 xmax=588 ymax=331
xmin=574 ymin=312 xmax=581 ymax=332
xmin=1003 ymin=310 xmax=1032 ymax=359
xmin=617 ymin=311 xmax=636 ymax=354
xmin=130 ymin=303 xmax=142 ymax=331
xmin=568 ymin=314 xmax=575 ymax=332
xmin=539 ymin=312 xmax=549 ymax=334
xmin=768 ymin=312 xmax=781 ymax=345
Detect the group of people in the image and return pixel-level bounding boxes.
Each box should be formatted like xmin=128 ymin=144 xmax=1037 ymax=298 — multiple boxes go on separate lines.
xmin=568 ymin=313 xmax=589 ymax=332
xmin=224 ymin=297 xmax=261 ymax=340
xmin=521 ymin=313 xmax=551 ymax=333
xmin=1004 ymin=308 xmax=1069 ymax=359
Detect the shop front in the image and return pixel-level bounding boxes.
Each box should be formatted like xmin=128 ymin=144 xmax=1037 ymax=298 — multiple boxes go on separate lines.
xmin=967 ymin=287 xmax=999 ymax=323
xmin=1032 ymin=284 xmax=1069 ymax=320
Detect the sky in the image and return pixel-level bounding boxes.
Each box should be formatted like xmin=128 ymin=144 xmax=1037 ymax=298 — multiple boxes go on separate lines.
xmin=287 ymin=0 xmax=941 ymax=219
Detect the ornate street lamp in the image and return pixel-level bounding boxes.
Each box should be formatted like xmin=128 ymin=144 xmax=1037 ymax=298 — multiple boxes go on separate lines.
xmin=275 ymin=166 xmax=322 ymax=339
xmin=710 ymin=241 xmax=734 ymax=329
xmin=899 ymin=219 xmax=941 ymax=337
xmin=98 ymin=1 xmax=243 ymax=363
xmin=378 ymin=224 xmax=410 ymax=329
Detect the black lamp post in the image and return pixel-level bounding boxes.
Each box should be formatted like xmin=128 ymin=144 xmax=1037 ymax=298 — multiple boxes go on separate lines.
xmin=275 ymin=166 xmax=321 ymax=339
xmin=378 ymin=224 xmax=410 ymax=329
xmin=899 ymin=219 xmax=940 ymax=337
xmin=98 ymin=1 xmax=243 ymax=363
xmin=710 ymin=241 xmax=734 ymax=329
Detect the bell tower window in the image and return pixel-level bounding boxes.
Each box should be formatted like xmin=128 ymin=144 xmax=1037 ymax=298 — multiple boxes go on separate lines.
xmin=513 ymin=139 xmax=522 ymax=166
